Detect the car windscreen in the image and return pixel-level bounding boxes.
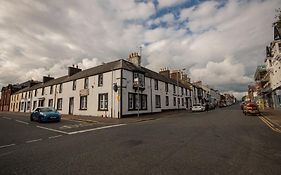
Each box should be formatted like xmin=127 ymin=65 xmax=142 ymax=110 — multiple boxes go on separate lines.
xmin=40 ymin=108 xmax=56 ymax=112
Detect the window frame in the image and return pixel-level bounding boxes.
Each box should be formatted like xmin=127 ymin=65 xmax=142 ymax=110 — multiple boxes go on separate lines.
xmin=73 ymin=80 xmax=76 ymax=90
xmin=84 ymin=77 xmax=89 ymax=89
xmin=154 ymin=79 xmax=158 ymax=90
xmin=57 ymin=98 xmax=63 ymax=110
xmin=98 ymin=93 xmax=108 ymax=111
xmin=155 ymin=95 xmax=161 ymax=108
xmin=98 ymin=74 xmax=103 ymax=87
xmin=128 ymin=93 xmax=147 ymax=111
xmin=80 ymin=96 xmax=87 ymax=110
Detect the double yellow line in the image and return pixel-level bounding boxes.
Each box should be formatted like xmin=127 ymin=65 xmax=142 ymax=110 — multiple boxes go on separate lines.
xmin=259 ymin=116 xmax=281 ymax=133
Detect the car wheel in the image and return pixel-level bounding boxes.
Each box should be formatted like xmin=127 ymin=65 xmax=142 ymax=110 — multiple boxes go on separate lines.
xmin=30 ymin=115 xmax=34 ymax=121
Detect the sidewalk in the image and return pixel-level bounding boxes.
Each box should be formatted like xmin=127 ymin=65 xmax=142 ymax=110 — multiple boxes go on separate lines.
xmin=62 ymin=110 xmax=189 ymax=124
xmin=260 ymin=108 xmax=281 ymax=128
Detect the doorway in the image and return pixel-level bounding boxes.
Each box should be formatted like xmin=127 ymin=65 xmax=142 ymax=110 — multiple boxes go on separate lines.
xmin=69 ymin=97 xmax=74 ymax=115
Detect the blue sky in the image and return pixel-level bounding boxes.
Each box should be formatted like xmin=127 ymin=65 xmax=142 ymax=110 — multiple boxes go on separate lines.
xmin=0 ymin=0 xmax=280 ymax=98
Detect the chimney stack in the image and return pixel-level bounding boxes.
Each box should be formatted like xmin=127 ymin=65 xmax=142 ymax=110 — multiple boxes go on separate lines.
xmin=159 ymin=67 xmax=170 ymax=78
xmin=128 ymin=52 xmax=141 ymax=67
xmin=43 ymin=76 xmax=54 ymax=83
xmin=68 ymin=65 xmax=82 ymax=76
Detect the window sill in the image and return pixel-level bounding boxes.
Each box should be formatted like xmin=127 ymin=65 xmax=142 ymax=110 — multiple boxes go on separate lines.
xmin=79 ymin=108 xmax=87 ymax=110
xmin=98 ymin=109 xmax=108 ymax=111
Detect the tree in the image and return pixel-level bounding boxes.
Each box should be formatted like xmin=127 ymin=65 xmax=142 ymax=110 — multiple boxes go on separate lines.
xmin=273 ymin=8 xmax=281 ymax=28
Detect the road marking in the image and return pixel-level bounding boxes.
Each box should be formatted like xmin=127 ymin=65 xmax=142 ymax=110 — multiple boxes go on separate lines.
xmin=259 ymin=117 xmax=281 ymax=134
xmin=0 ymin=151 xmax=15 ymax=157
xmin=2 ymin=117 xmax=11 ymax=120
xmin=48 ymin=135 xmax=62 ymax=139
xmin=15 ymin=120 xmax=29 ymax=125
xmin=36 ymin=126 xmax=69 ymax=134
xmin=26 ymin=139 xmax=42 ymax=143
xmin=68 ymin=123 xmax=127 ymax=135
xmin=0 ymin=144 xmax=16 ymax=149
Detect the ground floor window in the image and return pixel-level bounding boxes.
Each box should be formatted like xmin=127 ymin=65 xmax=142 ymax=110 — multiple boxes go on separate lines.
xmin=80 ymin=96 xmax=87 ymax=110
xmin=48 ymin=99 xmax=53 ymax=107
xmin=57 ymin=98 xmax=62 ymax=110
xmin=20 ymin=102 xmax=24 ymax=111
xmin=155 ymin=95 xmax=161 ymax=108
xmin=38 ymin=99 xmax=45 ymax=107
xmin=27 ymin=101 xmax=30 ymax=110
xmin=166 ymin=96 xmax=169 ymax=106
xmin=33 ymin=101 xmax=37 ymax=110
xmin=173 ymin=97 xmax=176 ymax=106
xmin=128 ymin=93 xmax=147 ymax=110
xmin=98 ymin=93 xmax=108 ymax=111
xmin=182 ymin=98 xmax=184 ymax=106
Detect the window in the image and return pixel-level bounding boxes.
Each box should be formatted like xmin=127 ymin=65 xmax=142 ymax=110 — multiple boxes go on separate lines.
xmin=128 ymin=93 xmax=134 ymax=110
xmin=42 ymin=87 xmax=44 ymax=95
xmin=50 ymin=85 xmax=53 ymax=94
xmin=27 ymin=101 xmax=30 ymax=110
xmin=48 ymin=99 xmax=53 ymax=107
xmin=133 ymin=72 xmax=145 ymax=88
xmin=98 ymin=93 xmax=108 ymax=111
xmin=165 ymin=83 xmax=168 ymax=92
xmin=173 ymin=85 xmax=176 ymax=94
xmin=155 ymin=95 xmax=161 ymax=108
xmin=80 ymin=96 xmax=87 ymax=110
xmin=173 ymin=97 xmax=176 ymax=106
xmin=59 ymin=84 xmax=63 ymax=93
xmin=38 ymin=99 xmax=45 ymax=107
xmin=20 ymin=102 xmax=24 ymax=111
xmin=166 ymin=96 xmax=169 ymax=106
xmin=28 ymin=92 xmax=31 ymax=98
xmin=98 ymin=74 xmax=103 ymax=87
xmin=181 ymin=87 xmax=184 ymax=95
xmin=57 ymin=98 xmax=62 ymax=110
xmin=84 ymin=77 xmax=89 ymax=89
xmin=182 ymin=98 xmax=184 ymax=106
xmin=71 ymin=80 xmax=76 ymax=91
xmin=128 ymin=93 xmax=147 ymax=110
xmin=186 ymin=89 xmax=188 ymax=96
xmin=178 ymin=98 xmax=180 ymax=106
xmin=33 ymin=101 xmax=37 ymax=110
xmin=154 ymin=79 xmax=158 ymax=90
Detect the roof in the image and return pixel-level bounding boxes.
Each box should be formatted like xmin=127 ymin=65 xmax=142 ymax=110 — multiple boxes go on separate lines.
xmin=14 ymin=59 xmax=194 ymax=94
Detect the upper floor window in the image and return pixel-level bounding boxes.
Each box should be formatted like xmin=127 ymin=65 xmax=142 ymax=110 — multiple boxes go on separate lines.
xmin=181 ymin=87 xmax=184 ymax=95
xmin=84 ymin=77 xmax=89 ymax=89
xmin=42 ymin=87 xmax=45 ymax=96
xmin=28 ymin=92 xmax=31 ymax=98
xmin=59 ymin=84 xmax=63 ymax=93
xmin=98 ymin=74 xmax=103 ymax=87
xmin=133 ymin=72 xmax=145 ymax=88
xmin=165 ymin=83 xmax=168 ymax=92
xmin=34 ymin=89 xmax=37 ymax=97
xmin=50 ymin=85 xmax=53 ymax=94
xmin=154 ymin=79 xmax=158 ymax=90
xmin=73 ymin=80 xmax=76 ymax=90
xmin=173 ymin=85 xmax=176 ymax=94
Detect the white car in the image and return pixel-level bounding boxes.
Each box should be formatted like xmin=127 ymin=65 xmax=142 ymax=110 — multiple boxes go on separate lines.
xmin=192 ymin=104 xmax=205 ymax=112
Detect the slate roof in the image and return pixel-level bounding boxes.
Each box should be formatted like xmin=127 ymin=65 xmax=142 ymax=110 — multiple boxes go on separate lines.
xmin=14 ymin=59 xmax=193 ymax=94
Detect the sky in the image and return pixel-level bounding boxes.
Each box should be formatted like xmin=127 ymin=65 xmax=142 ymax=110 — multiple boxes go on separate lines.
xmin=0 ymin=0 xmax=280 ymax=99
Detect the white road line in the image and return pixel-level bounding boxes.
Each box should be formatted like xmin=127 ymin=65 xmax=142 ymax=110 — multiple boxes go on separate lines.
xmin=259 ymin=117 xmax=281 ymax=134
xmin=68 ymin=123 xmax=127 ymax=135
xmin=36 ymin=126 xmax=69 ymax=134
xmin=26 ymin=139 xmax=42 ymax=143
xmin=2 ymin=117 xmax=12 ymax=120
xmin=48 ymin=135 xmax=62 ymax=139
xmin=15 ymin=120 xmax=29 ymax=125
xmin=0 ymin=144 xmax=16 ymax=149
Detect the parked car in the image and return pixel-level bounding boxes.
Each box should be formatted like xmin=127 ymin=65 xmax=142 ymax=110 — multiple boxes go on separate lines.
xmin=243 ymin=102 xmax=260 ymax=116
xmin=30 ymin=107 xmax=61 ymax=122
xmin=192 ymin=104 xmax=205 ymax=112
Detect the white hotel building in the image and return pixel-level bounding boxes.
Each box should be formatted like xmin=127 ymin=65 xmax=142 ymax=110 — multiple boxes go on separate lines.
xmin=10 ymin=53 xmax=192 ymax=118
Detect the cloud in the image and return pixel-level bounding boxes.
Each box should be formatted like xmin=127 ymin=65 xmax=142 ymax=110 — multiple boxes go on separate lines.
xmin=0 ymin=0 xmax=281 ymax=100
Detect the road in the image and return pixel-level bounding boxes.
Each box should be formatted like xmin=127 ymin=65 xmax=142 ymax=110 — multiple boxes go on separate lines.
xmin=0 ymin=105 xmax=281 ymax=175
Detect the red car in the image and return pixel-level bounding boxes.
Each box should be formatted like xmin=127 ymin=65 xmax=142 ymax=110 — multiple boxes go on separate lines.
xmin=243 ymin=102 xmax=260 ymax=116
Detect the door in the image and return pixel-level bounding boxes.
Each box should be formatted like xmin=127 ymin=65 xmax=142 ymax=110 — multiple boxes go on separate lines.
xmin=185 ymin=97 xmax=189 ymax=109
xmin=69 ymin=97 xmax=74 ymax=115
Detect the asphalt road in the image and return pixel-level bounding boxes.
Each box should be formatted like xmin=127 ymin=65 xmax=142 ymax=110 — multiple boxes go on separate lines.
xmin=0 ymin=105 xmax=281 ymax=175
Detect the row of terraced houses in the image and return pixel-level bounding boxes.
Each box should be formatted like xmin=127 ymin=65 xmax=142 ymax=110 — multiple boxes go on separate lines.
xmin=0 ymin=53 xmax=232 ymax=118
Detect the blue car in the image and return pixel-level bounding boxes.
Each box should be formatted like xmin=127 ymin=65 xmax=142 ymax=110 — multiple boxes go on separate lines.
xmin=30 ymin=107 xmax=61 ymax=122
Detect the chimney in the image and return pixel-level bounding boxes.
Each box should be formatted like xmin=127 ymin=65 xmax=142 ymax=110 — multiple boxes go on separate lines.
xmin=159 ymin=67 xmax=170 ymax=78
xmin=170 ymin=70 xmax=181 ymax=81
xmin=68 ymin=65 xmax=82 ymax=76
xmin=43 ymin=76 xmax=54 ymax=83
xmin=128 ymin=52 xmax=141 ymax=66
